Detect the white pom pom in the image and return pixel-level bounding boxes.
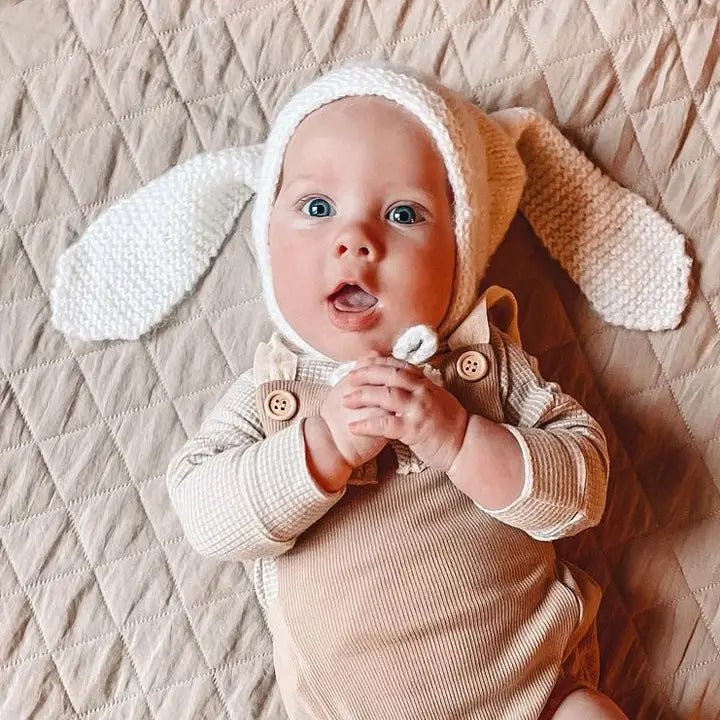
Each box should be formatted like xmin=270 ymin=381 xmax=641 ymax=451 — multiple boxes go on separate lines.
xmin=392 ymin=325 xmax=438 ymax=365
xmin=327 ymin=325 xmax=439 ymax=387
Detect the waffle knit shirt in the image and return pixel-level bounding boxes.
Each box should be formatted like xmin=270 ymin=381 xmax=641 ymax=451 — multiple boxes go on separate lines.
xmin=165 ymin=308 xmax=609 ymax=719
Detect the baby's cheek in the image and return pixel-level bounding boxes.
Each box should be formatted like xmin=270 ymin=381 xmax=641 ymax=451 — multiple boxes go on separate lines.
xmin=397 ymin=261 xmax=452 ymax=324
xmin=272 ymin=251 xmax=321 ymax=330
xmin=273 ymin=259 xmax=304 ymax=308
xmin=269 ymin=231 xmax=300 ymax=284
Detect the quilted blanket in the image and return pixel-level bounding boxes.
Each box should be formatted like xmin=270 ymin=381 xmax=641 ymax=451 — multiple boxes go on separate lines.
xmin=1 ymin=1 xmax=719 ymax=718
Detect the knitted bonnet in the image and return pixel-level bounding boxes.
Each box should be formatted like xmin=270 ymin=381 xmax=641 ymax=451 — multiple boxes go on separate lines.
xmin=50 ymin=62 xmax=692 ymax=358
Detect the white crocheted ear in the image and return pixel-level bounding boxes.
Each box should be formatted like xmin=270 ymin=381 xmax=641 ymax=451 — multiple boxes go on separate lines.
xmin=50 ymin=144 xmax=264 ymax=341
xmin=490 ymin=108 xmax=692 ymax=331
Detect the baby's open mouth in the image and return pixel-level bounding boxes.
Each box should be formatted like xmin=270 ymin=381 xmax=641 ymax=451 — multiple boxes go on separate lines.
xmin=328 ymin=283 xmax=378 ymax=313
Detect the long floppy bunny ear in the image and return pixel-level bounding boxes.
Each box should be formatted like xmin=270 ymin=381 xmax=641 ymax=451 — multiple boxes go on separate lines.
xmin=50 ymin=144 xmax=264 ymax=341
xmin=489 ymin=108 xmax=692 ymax=332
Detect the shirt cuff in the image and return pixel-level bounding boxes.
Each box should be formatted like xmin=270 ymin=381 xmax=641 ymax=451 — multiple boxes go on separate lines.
xmin=249 ymin=419 xmax=346 ymax=542
xmin=472 ymin=423 xmax=533 ymax=515
xmin=473 ymin=424 xmax=586 ymax=539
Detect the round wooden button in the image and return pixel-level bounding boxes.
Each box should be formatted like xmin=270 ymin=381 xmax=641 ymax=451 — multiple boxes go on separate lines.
xmin=264 ymin=389 xmax=298 ymax=421
xmin=456 ymin=350 xmax=489 ymax=381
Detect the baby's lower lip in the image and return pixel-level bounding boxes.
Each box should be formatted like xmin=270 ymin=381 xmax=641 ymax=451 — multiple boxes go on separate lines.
xmin=326 ymin=300 xmax=381 ymax=331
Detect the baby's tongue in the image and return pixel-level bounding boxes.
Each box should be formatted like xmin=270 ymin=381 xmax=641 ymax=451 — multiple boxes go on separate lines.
xmin=332 ymin=284 xmax=377 ymax=312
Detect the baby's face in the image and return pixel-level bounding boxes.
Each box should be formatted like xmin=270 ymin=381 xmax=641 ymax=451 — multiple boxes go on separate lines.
xmin=268 ymin=96 xmax=455 ymax=362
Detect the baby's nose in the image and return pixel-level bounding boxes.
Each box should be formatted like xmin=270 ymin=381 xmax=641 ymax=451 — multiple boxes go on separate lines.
xmin=334 ymin=223 xmax=382 ymax=261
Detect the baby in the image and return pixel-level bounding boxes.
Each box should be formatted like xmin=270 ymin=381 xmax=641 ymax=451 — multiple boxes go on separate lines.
xmin=164 ymin=65 xmax=631 ymax=720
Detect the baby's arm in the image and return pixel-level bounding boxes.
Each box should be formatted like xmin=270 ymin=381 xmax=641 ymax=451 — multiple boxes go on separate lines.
xmin=449 ymin=327 xmax=609 ymax=541
xmin=166 ymin=369 xmax=346 ymax=562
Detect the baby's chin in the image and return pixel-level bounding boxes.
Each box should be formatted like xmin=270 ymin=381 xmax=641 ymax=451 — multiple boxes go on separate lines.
xmin=302 ymin=323 xmax=399 ymax=362
xmin=316 ymin=332 xmax=392 ymax=363
xmin=290 ymin=312 xmax=431 ymax=362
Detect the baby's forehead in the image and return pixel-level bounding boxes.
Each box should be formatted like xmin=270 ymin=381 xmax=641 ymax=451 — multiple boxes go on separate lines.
xmin=291 ymin=95 xmax=430 ymax=144
xmin=280 ymin=95 xmax=449 ymax=185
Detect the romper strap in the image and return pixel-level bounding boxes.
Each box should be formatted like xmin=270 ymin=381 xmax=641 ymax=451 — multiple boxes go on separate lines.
xmin=448 ymin=285 xmax=521 ymax=350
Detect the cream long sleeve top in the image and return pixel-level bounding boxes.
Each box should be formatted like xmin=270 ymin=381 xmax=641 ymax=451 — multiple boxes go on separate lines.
xmin=165 ymin=318 xmax=609 ymax=610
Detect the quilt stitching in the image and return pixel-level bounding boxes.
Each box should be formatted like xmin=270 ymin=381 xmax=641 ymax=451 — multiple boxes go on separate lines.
xmin=2 ymin=2 xmax=720 ymax=716
xmin=0 ymin=536 xmax=80 ymax=715
xmin=658 ymin=1 xmax=720 ymax=157
xmin=547 ymin=293 xmax=685 ymax=707
xmin=1 ymin=16 xmax=717 ymax=213
xmin=512 ymin=0 xmax=561 ymax=124
xmin=645 ymin=338 xmax=720 ymax=648
xmin=1 ymin=368 xmax=156 ymax=717
xmin=0 ymin=582 xmax=253 ymax=676
xmin=0 ymin=4 xmax=714 ymax=121
xmin=1 ymin=293 xmax=261 ymax=382
xmin=434 ymin=0 xmax=476 ymax=94
xmin=0 ymin=53 xmax=156 ymax=717
xmin=63 ymin=1 xmax=147 ymax=187
xmin=2 ymin=39 xmax=219 ymax=713
xmin=574 ymin=5 xmax=720 ymax=693
xmin=106 ymin=2 xmax=240 ymax=715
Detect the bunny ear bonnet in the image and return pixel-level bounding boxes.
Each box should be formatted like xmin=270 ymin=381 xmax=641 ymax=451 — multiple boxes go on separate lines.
xmin=50 ymin=62 xmax=692 ymax=351
xmin=50 ymin=145 xmax=264 ymax=342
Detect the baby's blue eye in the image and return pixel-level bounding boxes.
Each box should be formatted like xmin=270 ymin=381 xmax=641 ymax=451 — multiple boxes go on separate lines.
xmin=387 ymin=204 xmax=421 ymax=224
xmin=301 ymin=197 xmax=335 ymax=218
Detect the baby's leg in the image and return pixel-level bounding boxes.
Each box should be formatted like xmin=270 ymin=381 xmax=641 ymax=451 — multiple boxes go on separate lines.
xmin=550 ymin=688 xmax=628 ymax=719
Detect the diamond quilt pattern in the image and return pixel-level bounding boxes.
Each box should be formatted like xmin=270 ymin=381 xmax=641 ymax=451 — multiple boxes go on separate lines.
xmin=1 ymin=1 xmax=719 ymax=718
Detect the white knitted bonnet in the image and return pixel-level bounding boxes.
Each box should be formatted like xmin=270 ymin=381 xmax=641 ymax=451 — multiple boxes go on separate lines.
xmin=251 ymin=63 xmax=520 ymax=357
xmin=50 ymin=62 xmax=692 ymax=353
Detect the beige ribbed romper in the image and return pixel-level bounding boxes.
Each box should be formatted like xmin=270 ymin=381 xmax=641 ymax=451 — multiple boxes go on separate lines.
xmin=165 ymin=292 xmax=610 ymax=719
xmin=254 ymin=334 xmax=602 ymax=719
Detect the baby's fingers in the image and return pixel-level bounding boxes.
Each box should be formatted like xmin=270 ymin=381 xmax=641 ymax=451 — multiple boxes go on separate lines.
xmin=349 ymin=414 xmax=404 ymax=439
xmin=343 ymin=385 xmax=412 ymax=413
xmin=354 ymin=353 xmax=424 ymax=375
xmin=348 ymin=363 xmax=423 ymax=390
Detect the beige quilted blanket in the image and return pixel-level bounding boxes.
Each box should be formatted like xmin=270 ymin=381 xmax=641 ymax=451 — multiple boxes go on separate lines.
xmin=1 ymin=1 xmax=719 ymax=718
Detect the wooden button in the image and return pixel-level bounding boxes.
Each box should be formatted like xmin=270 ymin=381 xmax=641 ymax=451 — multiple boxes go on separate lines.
xmin=264 ymin=389 xmax=298 ymax=421
xmin=456 ymin=350 xmax=488 ymax=381
xmin=265 ymin=390 xmax=297 ymax=420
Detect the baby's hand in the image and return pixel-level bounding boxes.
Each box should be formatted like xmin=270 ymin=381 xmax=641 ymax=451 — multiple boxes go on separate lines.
xmin=319 ymin=354 xmax=389 ymax=469
xmin=343 ymin=356 xmax=469 ymax=472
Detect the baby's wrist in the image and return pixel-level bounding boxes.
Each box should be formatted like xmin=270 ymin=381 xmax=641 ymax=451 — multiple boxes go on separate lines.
xmin=447 ymin=414 xmax=525 ymax=509
xmin=303 ymin=416 xmax=352 ymax=493
xmin=446 ymin=411 xmax=472 ymax=478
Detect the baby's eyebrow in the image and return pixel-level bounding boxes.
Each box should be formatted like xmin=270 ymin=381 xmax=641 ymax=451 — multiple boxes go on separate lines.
xmin=282 ymin=175 xmax=323 ymax=193
xmin=387 ymin=186 xmax=441 ymax=208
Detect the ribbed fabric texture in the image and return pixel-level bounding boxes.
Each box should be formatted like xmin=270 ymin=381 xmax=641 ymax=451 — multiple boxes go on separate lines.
xmin=166 ymin=325 xmax=609 ymax=719
xmin=272 ymin=467 xmax=579 ymax=720
xmin=165 ymin=371 xmax=342 ymax=561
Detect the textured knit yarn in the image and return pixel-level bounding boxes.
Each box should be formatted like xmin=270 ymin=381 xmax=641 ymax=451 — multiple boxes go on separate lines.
xmin=50 ymin=145 xmax=263 ymax=341
xmin=495 ymin=107 xmax=692 ymax=331
xmin=50 ymin=62 xmax=692 ymax=346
